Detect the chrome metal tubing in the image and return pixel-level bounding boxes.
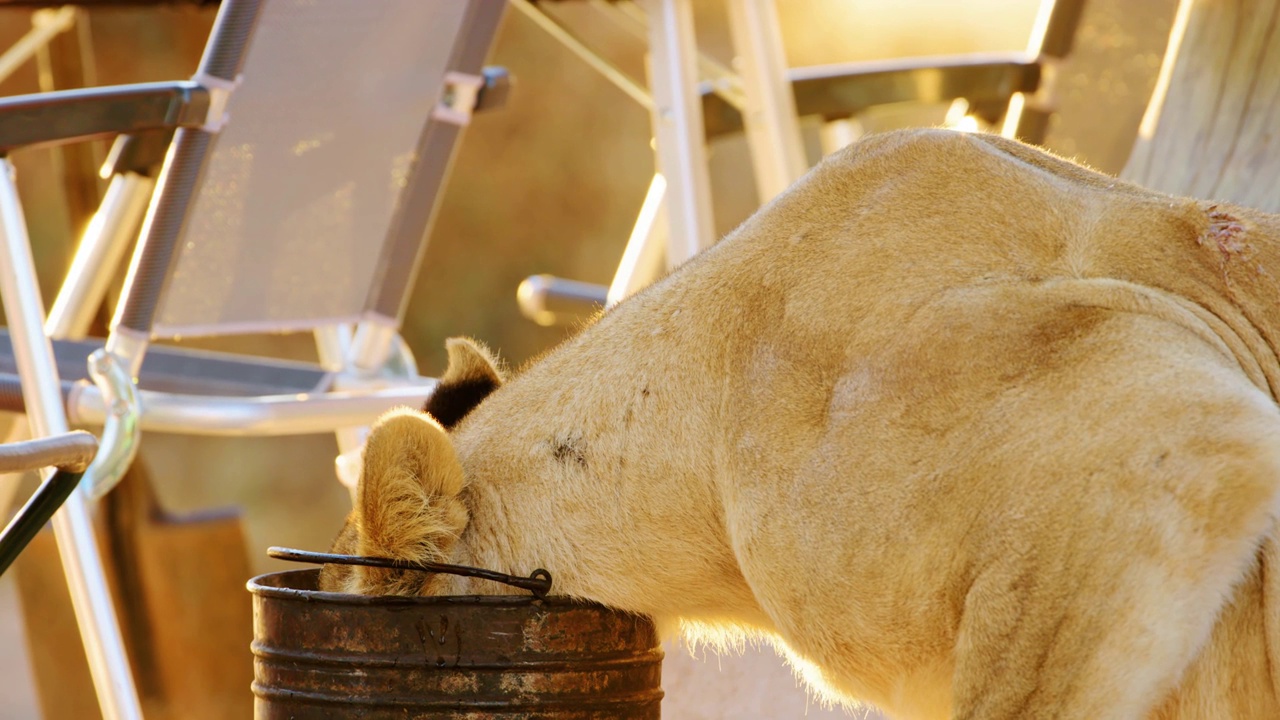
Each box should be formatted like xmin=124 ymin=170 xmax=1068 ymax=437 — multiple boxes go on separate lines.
xmin=0 ymin=81 xmax=207 ymax=153
xmin=81 ymin=350 xmax=139 ymax=501
xmin=607 ymin=173 xmax=668 ymax=306
xmin=640 ymin=0 xmax=715 ymax=266
xmin=516 ymin=274 xmax=608 ymax=326
xmin=312 ymin=324 xmax=363 ymax=484
xmin=0 ymin=430 xmax=97 ymax=474
xmin=67 ymin=382 xmax=438 ymax=437
xmin=701 ymin=53 xmax=1041 ymax=139
xmin=349 ymin=318 xmax=399 ymax=374
xmin=110 ymin=0 xmax=264 ymax=349
xmin=313 ymin=325 xmax=354 ymax=373
xmin=725 ymin=0 xmax=807 ymax=201
xmin=47 ymin=172 xmax=155 ymax=340
xmin=108 ymin=126 xmax=210 ymax=353
xmin=0 ymin=158 xmax=143 ymax=720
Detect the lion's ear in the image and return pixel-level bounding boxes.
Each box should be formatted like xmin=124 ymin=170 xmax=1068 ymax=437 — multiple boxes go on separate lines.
xmin=422 ymin=337 xmax=504 ymax=429
xmin=350 ymin=408 xmax=468 ymax=595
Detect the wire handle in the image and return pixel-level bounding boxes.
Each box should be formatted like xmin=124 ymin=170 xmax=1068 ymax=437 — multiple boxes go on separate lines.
xmin=268 ymin=546 xmax=553 ymax=599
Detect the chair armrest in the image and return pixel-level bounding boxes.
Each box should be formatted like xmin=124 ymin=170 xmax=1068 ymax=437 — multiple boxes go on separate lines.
xmin=0 ymin=432 xmax=99 ymax=577
xmin=0 ymin=81 xmax=208 ymax=153
xmin=0 ymin=330 xmax=332 ymax=399
xmin=703 ymin=52 xmax=1042 ymax=139
xmin=0 ymin=430 xmax=97 ymax=474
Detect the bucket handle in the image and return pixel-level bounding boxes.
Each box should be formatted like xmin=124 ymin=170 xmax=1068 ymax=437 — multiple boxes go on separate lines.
xmin=268 ymin=547 xmax=553 ymax=599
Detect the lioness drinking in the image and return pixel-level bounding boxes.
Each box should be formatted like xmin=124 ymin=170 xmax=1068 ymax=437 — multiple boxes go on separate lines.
xmin=321 ymin=129 xmax=1280 ymax=719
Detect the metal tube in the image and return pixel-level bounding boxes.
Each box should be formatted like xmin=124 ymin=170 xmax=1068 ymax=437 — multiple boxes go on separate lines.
xmin=640 ymin=0 xmax=716 ymax=266
xmin=516 ymin=275 xmax=608 ymax=326
xmin=0 ymin=431 xmax=97 ymax=474
xmin=315 ymin=322 xmax=369 ymax=493
xmin=999 ymin=91 xmax=1027 ymax=139
xmin=67 ymin=382 xmax=438 ymax=437
xmin=0 ymin=81 xmax=206 ymax=154
xmin=0 ymin=158 xmax=143 ymax=720
xmin=47 ymin=172 xmax=154 ymax=341
xmin=725 ymin=0 xmax=807 ymax=201
xmin=349 ymin=319 xmax=399 ymax=374
xmin=81 ymin=349 xmax=140 ymax=501
xmin=111 ymin=0 xmax=264 ymax=350
xmin=0 ymin=6 xmax=75 ymax=86
xmin=313 ymin=324 xmax=353 ymax=373
xmin=607 ymin=173 xmax=668 ymax=306
xmin=108 ymin=126 xmax=208 ymax=361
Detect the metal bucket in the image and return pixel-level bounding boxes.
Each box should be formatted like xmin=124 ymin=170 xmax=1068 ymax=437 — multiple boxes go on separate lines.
xmin=248 ymin=569 xmax=664 ymax=719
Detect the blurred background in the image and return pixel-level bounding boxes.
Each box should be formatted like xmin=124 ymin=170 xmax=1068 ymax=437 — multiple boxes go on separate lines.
xmin=0 ymin=0 xmax=1177 ymax=717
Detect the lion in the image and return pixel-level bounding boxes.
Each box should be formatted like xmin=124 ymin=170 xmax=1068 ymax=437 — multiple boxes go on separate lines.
xmin=320 ymin=129 xmax=1280 ymax=719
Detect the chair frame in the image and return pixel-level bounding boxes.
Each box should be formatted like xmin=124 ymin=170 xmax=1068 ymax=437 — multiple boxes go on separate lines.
xmin=516 ymin=0 xmax=1087 ymax=325
xmin=0 ymin=1 xmax=508 ymax=717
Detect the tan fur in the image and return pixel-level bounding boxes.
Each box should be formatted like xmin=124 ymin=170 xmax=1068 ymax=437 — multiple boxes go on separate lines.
xmin=322 ymin=130 xmax=1280 ymax=719
xmin=441 ymin=336 xmax=504 ymax=385
xmin=319 ymin=408 xmax=468 ymax=596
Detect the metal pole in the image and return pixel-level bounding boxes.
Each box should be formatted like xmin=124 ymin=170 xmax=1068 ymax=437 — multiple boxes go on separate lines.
xmin=0 ymin=158 xmax=143 ymax=720
xmin=109 ymin=0 xmax=265 ymax=373
xmin=68 ymin=383 xmax=438 ymax=437
xmin=47 ymin=173 xmax=154 ymax=340
xmin=314 ymin=322 xmax=365 ymax=501
xmin=724 ymin=0 xmax=807 ymax=201
xmin=639 ymin=0 xmax=716 ymax=266
xmin=607 ymin=173 xmax=668 ymax=306
xmin=349 ymin=318 xmax=398 ymax=374
xmin=314 ymin=324 xmax=353 ymax=373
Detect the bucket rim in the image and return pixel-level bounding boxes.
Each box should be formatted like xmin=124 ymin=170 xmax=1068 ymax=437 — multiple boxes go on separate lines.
xmin=247 ymin=568 xmax=605 ymax=609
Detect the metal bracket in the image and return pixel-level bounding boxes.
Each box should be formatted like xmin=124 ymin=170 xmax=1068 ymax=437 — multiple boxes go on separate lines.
xmin=433 ymin=71 xmax=485 ymax=126
xmin=192 ymin=71 xmax=242 ymax=132
xmin=432 ymin=66 xmax=510 ymax=126
xmin=82 ymin=349 xmax=140 ymax=502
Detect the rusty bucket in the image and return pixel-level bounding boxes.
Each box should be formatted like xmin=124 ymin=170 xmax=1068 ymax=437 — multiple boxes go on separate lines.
xmin=248 ymin=569 xmax=664 ymax=719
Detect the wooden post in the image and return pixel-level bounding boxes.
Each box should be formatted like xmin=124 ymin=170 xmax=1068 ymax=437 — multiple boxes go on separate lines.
xmin=1122 ymin=0 xmax=1280 ymax=213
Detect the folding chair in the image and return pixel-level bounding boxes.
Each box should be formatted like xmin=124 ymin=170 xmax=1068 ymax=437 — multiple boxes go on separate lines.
xmin=702 ymin=0 xmax=1088 ymax=147
xmin=0 ymin=1 xmax=508 ymax=717
xmin=515 ymin=0 xmax=1088 ymax=325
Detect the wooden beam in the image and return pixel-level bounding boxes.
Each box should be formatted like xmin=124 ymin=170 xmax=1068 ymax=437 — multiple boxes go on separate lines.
xmin=1123 ymin=0 xmax=1280 ymax=213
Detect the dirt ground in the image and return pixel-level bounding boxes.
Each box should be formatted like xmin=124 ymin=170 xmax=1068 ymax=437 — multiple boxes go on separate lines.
xmin=0 ymin=0 xmax=1176 ymax=717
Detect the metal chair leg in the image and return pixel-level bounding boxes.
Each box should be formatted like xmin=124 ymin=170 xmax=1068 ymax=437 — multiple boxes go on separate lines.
xmin=725 ymin=0 xmax=807 ymax=201
xmin=640 ymin=0 xmax=716 ymax=267
xmin=0 ymin=157 xmax=143 ymax=720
